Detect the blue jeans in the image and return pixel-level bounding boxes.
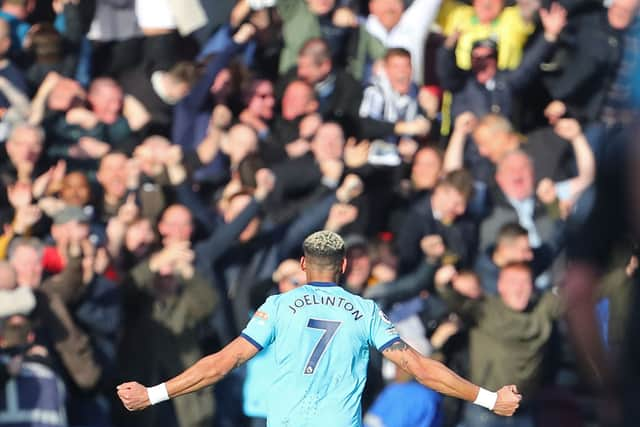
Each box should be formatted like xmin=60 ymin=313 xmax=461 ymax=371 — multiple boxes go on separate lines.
xmin=457 ymin=402 xmax=534 ymax=427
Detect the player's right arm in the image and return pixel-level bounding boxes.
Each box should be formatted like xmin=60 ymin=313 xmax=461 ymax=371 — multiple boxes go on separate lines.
xmin=381 ymin=338 xmax=521 ymax=416
xmin=118 ymin=296 xmax=279 ymax=412
xmin=117 ymin=336 xmax=259 ymax=411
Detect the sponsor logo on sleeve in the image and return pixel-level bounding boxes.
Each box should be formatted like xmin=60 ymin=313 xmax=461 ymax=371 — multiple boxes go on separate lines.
xmin=254 ymin=311 xmax=269 ymax=320
xmin=378 ymin=310 xmax=392 ymax=325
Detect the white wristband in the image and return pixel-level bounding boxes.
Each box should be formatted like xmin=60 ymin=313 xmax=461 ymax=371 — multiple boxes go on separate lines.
xmin=248 ymin=0 xmax=265 ymax=10
xmin=473 ymin=387 xmax=497 ymax=410
xmin=146 ymin=383 xmax=169 ymax=405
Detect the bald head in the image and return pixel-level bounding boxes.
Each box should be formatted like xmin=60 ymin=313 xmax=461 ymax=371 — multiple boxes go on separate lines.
xmin=282 ymin=80 xmax=318 ymax=120
xmin=225 ymin=124 xmax=258 ymax=166
xmin=158 ymin=204 xmax=193 ymax=244
xmin=473 ymin=114 xmax=520 ymax=163
xmin=609 ymin=0 xmax=640 ymax=29
xmin=88 ymin=77 xmax=123 ymax=124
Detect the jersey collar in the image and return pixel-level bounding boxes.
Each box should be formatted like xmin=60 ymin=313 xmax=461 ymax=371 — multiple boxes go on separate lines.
xmin=307 ymin=281 xmax=339 ymax=287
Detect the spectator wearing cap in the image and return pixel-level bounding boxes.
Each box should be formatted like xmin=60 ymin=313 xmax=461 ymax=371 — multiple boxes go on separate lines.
xmin=440 ymin=0 xmax=535 ymax=71
xmin=437 ymin=3 xmax=566 ymax=122
xmin=42 ymin=205 xmax=91 ymax=275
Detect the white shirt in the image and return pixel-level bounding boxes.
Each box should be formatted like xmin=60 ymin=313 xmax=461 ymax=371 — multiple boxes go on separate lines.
xmin=87 ymin=1 xmax=141 ymax=41
xmin=507 ymin=196 xmax=542 ymax=248
xmin=135 ymin=0 xmax=176 ymax=29
xmin=366 ymin=0 xmax=443 ymax=84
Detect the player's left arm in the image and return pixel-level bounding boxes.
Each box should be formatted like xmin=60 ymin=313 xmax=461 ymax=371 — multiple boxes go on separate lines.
xmin=381 ymin=338 xmax=521 ymax=416
xmin=117 ymin=336 xmax=259 ymax=411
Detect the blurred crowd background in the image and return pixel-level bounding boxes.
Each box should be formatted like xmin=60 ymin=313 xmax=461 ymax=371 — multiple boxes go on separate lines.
xmin=0 ymin=0 xmax=638 ymax=426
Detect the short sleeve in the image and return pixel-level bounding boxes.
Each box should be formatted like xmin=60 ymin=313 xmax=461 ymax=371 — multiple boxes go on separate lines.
xmin=241 ymin=296 xmax=277 ymax=351
xmin=368 ymin=302 xmax=401 ymax=352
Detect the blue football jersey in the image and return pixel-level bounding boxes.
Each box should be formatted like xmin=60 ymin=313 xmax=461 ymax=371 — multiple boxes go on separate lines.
xmin=241 ymin=282 xmax=401 ymax=427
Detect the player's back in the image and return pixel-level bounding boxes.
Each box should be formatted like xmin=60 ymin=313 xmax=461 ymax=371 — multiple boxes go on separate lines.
xmin=241 ymin=282 xmax=400 ymax=427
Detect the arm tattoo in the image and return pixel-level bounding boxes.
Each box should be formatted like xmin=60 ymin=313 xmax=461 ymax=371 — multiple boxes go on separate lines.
xmin=385 ymin=340 xmax=409 ymax=352
xmin=383 ymin=339 xmax=411 ymax=370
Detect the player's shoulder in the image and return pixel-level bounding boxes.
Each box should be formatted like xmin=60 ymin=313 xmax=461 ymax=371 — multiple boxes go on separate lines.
xmin=262 ymin=286 xmax=308 ymax=307
xmin=349 ymin=290 xmax=379 ymax=311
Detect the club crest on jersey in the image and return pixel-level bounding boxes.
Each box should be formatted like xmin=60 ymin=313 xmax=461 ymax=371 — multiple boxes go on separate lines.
xmin=379 ymin=310 xmax=392 ymax=325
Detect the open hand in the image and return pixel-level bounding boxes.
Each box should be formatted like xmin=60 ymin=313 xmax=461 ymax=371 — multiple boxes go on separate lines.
xmin=540 ymin=2 xmax=567 ymax=42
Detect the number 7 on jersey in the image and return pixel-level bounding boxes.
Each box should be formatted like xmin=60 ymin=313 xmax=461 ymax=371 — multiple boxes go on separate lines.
xmin=304 ymin=319 xmax=342 ymax=375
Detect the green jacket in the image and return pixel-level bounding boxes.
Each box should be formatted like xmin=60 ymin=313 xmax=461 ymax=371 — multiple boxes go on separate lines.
xmin=119 ymin=260 xmax=219 ymax=427
xmin=276 ymin=0 xmax=386 ymax=80
xmin=438 ymin=285 xmax=562 ymax=397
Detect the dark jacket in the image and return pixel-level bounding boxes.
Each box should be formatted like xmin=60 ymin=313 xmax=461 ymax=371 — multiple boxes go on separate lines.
xmin=276 ymin=67 xmax=364 ymax=137
xmin=438 ymin=34 xmax=556 ymax=121
xmin=395 ymin=196 xmax=478 ymax=273
xmin=479 ymin=188 xmax=560 ymax=253
xmin=34 ymin=255 xmax=103 ymax=391
xmin=543 ymin=7 xmax=624 ymax=121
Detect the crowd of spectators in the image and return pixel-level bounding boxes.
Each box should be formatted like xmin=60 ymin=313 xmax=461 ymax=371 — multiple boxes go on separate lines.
xmin=0 ymin=0 xmax=638 ymax=426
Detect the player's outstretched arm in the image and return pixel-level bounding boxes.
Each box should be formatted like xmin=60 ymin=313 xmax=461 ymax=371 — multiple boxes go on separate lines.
xmin=382 ymin=339 xmax=522 ymax=416
xmin=117 ymin=336 xmax=259 ymax=411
